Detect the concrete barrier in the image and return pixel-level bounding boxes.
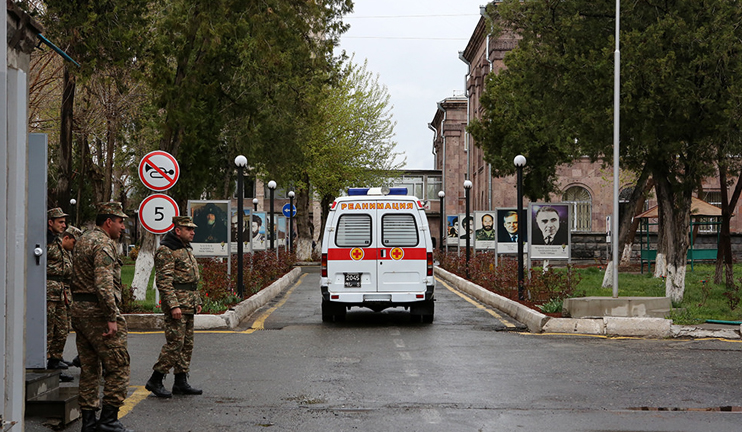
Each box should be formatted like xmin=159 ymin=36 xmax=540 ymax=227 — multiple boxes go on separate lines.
xmin=126 ymin=266 xmax=302 ymax=330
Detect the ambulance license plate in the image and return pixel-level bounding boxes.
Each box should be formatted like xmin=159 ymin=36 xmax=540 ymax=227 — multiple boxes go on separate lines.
xmin=344 ymin=273 xmax=362 ymax=288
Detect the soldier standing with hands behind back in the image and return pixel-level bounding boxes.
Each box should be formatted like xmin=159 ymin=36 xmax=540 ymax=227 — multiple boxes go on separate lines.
xmin=145 ymin=216 xmax=203 ymax=398
xmin=71 ymin=202 xmax=133 ymax=432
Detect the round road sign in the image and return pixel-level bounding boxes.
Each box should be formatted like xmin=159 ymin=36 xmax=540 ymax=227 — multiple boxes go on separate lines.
xmin=139 ymin=194 xmax=179 ymax=234
xmin=138 ymin=151 xmax=180 ymax=191
xmin=282 ymin=203 xmax=296 ymax=218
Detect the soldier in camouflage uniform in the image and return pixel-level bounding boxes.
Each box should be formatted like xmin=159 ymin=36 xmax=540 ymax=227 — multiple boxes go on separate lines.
xmin=71 ymin=202 xmax=133 ymax=432
xmin=145 ymin=216 xmax=203 ymax=398
xmin=62 ymin=225 xmax=83 ymax=369
xmin=46 ymin=207 xmax=74 ymax=382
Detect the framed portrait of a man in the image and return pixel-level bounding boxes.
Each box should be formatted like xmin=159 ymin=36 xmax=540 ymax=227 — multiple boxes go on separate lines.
xmin=528 ymin=203 xmax=570 ymax=260
xmin=496 ymin=208 xmax=528 ymax=254
xmin=474 ymin=211 xmax=496 ymax=250
xmin=188 ymin=200 xmax=230 ymax=256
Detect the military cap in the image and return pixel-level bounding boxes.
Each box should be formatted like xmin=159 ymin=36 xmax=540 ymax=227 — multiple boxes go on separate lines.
xmin=64 ymin=225 xmax=83 ymax=239
xmin=47 ymin=207 xmax=69 ymax=219
xmin=173 ymin=216 xmax=197 ymax=228
xmin=96 ymin=201 xmax=128 ymax=218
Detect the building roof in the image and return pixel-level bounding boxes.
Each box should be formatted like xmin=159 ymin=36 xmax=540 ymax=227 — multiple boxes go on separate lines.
xmin=636 ymin=197 xmax=724 ymax=219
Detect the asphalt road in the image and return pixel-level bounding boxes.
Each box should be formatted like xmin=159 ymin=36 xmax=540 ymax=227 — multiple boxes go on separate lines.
xmin=28 ymin=266 xmax=742 ymax=431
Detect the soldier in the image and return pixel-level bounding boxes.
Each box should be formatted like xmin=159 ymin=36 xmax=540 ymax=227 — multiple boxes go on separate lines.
xmin=46 ymin=207 xmax=73 ymax=382
xmin=62 ymin=225 xmax=83 ymax=369
xmin=71 ymin=202 xmax=133 ymax=432
xmin=145 ymin=215 xmax=203 ymax=398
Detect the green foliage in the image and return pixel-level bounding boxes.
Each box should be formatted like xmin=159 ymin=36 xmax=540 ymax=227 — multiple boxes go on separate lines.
xmin=537 ymin=298 xmax=563 ymax=314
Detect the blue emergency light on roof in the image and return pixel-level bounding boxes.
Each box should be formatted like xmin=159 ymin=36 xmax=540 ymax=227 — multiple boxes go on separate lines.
xmin=347 ymin=187 xmax=408 ymax=196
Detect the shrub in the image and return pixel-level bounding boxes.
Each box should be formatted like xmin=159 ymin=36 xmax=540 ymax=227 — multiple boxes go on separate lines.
xmin=437 ymin=251 xmax=582 ymax=306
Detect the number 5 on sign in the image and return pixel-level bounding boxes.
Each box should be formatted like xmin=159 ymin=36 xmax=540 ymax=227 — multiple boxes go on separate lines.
xmin=139 ymin=194 xmax=179 ymax=234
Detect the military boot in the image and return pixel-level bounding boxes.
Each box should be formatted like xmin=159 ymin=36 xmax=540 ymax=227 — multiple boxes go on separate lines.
xmin=80 ymin=409 xmax=97 ymax=432
xmin=95 ymin=405 xmax=132 ymax=432
xmin=47 ymin=358 xmax=68 ymax=370
xmin=172 ymin=373 xmax=202 ymax=395
xmin=145 ymin=370 xmax=172 ymax=398
xmin=59 ymin=371 xmax=74 ymax=382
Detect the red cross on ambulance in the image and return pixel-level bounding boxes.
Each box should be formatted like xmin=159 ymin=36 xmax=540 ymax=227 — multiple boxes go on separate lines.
xmin=390 ymin=247 xmax=404 ymax=260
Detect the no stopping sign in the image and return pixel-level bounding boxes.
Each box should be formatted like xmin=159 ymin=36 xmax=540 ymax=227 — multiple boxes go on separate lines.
xmin=138 ymin=194 xmax=179 ymax=234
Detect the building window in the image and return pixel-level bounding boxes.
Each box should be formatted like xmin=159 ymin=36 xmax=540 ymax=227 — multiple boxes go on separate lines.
xmin=426 ymin=176 xmax=442 ymax=200
xmin=699 ymin=191 xmax=722 ymax=233
xmin=234 ymin=177 xmax=255 ymax=199
xmin=563 ymin=186 xmax=592 ymax=232
xmin=396 ymin=176 xmax=424 ymax=199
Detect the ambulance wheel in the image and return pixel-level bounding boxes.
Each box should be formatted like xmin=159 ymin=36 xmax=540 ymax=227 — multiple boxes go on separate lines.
xmin=322 ymin=300 xmax=346 ymax=322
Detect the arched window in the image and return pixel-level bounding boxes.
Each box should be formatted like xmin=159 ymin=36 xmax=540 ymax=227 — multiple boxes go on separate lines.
xmin=563 ymin=186 xmax=592 ymax=232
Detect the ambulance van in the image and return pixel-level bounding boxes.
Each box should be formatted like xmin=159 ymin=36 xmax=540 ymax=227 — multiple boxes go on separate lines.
xmin=320 ymin=187 xmax=435 ymax=323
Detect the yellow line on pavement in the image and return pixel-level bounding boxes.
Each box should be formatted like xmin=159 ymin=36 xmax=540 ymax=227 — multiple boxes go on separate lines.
xmin=436 ymin=277 xmax=515 ymax=328
xmin=239 ymin=273 xmax=306 ymax=334
xmin=120 ymin=386 xmax=149 ymax=418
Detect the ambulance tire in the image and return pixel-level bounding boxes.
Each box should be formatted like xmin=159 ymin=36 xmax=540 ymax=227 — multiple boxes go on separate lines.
xmin=322 ymin=299 xmax=346 ymax=322
xmin=411 ymin=300 xmax=434 ymax=324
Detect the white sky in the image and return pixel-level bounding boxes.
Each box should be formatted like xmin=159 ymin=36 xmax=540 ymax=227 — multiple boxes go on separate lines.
xmin=336 ymin=0 xmax=487 ymax=170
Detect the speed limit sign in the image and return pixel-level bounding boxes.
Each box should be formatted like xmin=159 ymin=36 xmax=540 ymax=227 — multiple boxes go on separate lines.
xmin=138 ymin=194 xmax=179 ymax=234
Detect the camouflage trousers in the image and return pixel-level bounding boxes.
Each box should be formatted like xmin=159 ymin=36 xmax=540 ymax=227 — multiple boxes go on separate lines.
xmin=46 ymin=299 xmax=69 ymax=360
xmin=71 ymin=306 xmax=130 ymax=410
xmin=153 ymin=313 xmax=195 ymax=375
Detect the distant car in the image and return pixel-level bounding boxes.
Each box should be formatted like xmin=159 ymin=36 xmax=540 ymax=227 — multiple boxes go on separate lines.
xmin=320 ymin=187 xmax=435 ymax=323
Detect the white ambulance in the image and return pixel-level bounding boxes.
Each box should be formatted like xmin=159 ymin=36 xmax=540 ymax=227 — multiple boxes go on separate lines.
xmin=320 ymin=187 xmax=435 ymax=323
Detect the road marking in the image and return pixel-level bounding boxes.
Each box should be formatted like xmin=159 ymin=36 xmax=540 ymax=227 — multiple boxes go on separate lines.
xmin=389 ymin=329 xmax=401 ymax=336
xmin=120 ymin=386 xmax=149 ymax=418
xmin=399 ymin=351 xmax=412 ymax=360
xmin=240 ymin=273 xmax=307 ymax=334
xmin=405 ymin=367 xmax=419 ymax=377
xmin=422 ymin=408 xmax=442 ymax=424
xmin=436 ymin=277 xmax=516 ymax=328
xmin=393 ymin=339 xmax=405 ymax=348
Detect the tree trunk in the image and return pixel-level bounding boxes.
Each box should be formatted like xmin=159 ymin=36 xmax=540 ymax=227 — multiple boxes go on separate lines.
xmin=56 ymin=66 xmax=76 ymax=208
xmin=318 ymin=194 xmax=334 ymax=249
xmin=655 ymin=178 xmax=691 ymax=303
xmin=618 ymin=169 xmax=654 ymax=265
xmin=132 ymin=231 xmax=158 ymax=300
xmin=714 ymin=165 xmax=742 ymax=286
xmin=294 ymin=185 xmax=313 ymax=261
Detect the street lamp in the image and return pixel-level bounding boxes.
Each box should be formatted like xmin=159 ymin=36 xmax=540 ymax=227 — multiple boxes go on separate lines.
xmin=268 ymin=180 xmax=276 ymax=250
xmin=69 ymin=198 xmax=76 ymax=226
xmin=463 ymin=180 xmax=472 ymax=278
xmin=288 ymin=191 xmax=295 ymax=254
xmin=234 ymin=155 xmax=248 ymax=298
xmin=514 ymin=154 xmax=527 ymax=301
xmin=252 ymin=198 xmax=259 ymax=212
xmin=438 ymin=190 xmax=445 ymax=251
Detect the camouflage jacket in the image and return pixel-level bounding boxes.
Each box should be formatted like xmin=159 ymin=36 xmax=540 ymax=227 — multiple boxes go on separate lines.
xmin=71 ymin=226 xmax=123 ymax=322
xmin=155 ymin=230 xmax=201 ymax=314
xmin=47 ymin=230 xmax=72 ymax=302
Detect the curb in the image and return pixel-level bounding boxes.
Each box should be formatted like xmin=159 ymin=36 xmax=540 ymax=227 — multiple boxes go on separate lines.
xmin=126 ymin=267 xmax=303 ymax=330
xmin=434 ymin=267 xmax=741 ymax=339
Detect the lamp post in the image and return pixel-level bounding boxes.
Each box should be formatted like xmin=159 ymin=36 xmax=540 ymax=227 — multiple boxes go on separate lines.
xmin=463 ymin=180 xmax=472 ymax=278
xmin=252 ymin=198 xmax=259 ymax=212
xmin=235 ymin=155 xmax=247 ymax=298
xmin=69 ymin=198 xmax=76 ymax=226
xmin=438 ymin=190 xmax=445 ymax=251
xmin=288 ymin=191 xmax=295 ymax=254
xmin=268 ymin=180 xmax=276 ymax=250
xmin=514 ymin=154 xmax=527 ymax=301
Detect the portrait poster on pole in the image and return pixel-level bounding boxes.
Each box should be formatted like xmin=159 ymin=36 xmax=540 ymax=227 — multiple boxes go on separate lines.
xmin=528 ymin=203 xmax=571 ymax=260
xmin=249 ymin=212 xmax=267 ymax=251
xmin=276 ymin=215 xmax=287 ymax=247
xmin=458 ymin=213 xmax=473 ymax=247
xmin=496 ymin=208 xmax=528 ymax=254
xmin=473 ymin=211 xmax=496 ymax=250
xmin=230 ymin=208 xmax=251 ymax=254
xmin=187 ymin=200 xmax=230 ymax=256
xmin=446 ymin=215 xmax=459 ymax=240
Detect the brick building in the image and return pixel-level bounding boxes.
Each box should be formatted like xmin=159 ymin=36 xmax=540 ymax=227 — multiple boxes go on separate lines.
xmin=429 ymin=5 xmax=742 ymax=259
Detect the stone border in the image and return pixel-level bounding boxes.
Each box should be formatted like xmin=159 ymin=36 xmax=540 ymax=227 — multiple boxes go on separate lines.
xmin=126 ymin=267 xmax=302 ymax=330
xmin=435 ymin=267 xmax=740 ymax=339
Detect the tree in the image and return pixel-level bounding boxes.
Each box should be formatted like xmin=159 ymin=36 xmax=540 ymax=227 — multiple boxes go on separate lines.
xmin=305 ymin=58 xmax=403 ymax=254
xmin=470 ymin=0 xmax=742 ymax=302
